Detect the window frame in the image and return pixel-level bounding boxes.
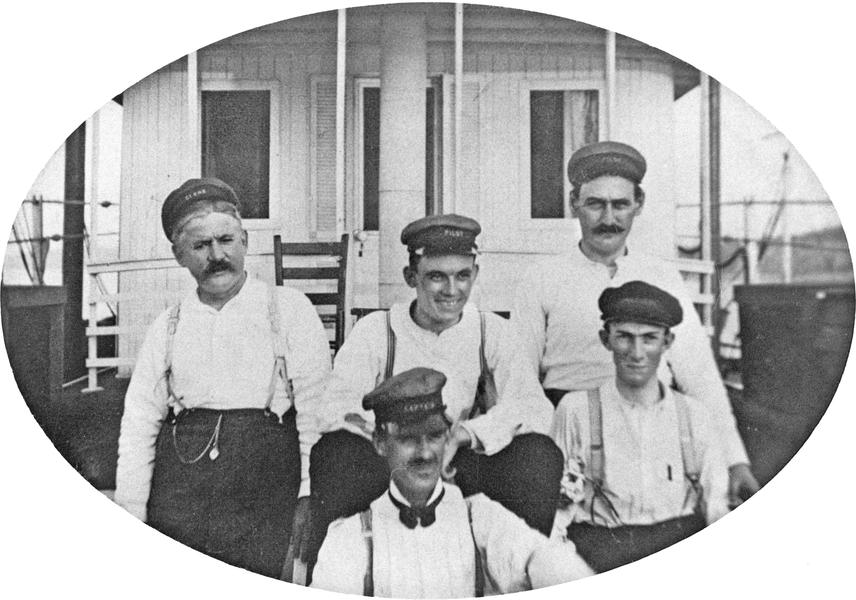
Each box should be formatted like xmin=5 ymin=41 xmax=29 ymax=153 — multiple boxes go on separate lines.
xmin=518 ymin=79 xmax=604 ymax=230
xmin=199 ymin=79 xmax=281 ymax=232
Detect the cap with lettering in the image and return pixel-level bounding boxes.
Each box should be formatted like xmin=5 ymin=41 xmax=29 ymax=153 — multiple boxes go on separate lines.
xmin=161 ymin=177 xmax=240 ymax=241
xmin=363 ymin=367 xmax=448 ymax=425
xmin=567 ymin=141 xmax=647 ymax=187
xmin=400 ymin=214 xmax=481 ymax=257
xmin=599 ymin=280 xmax=683 ymax=328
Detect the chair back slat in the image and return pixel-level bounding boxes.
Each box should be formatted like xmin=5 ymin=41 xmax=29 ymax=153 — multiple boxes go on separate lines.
xmin=273 ymin=234 xmax=349 ymax=352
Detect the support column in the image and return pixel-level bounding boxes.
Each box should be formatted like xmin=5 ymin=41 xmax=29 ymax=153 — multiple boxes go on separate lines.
xmin=63 ymin=123 xmax=87 ymax=382
xmin=604 ymin=30 xmax=617 ymax=141
xmin=378 ymin=7 xmax=427 ymax=306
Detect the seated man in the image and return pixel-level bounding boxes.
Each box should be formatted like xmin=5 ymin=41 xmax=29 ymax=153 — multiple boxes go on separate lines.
xmin=299 ymin=214 xmax=559 ymax=563
xmin=311 ymin=368 xmax=593 ymax=597
xmin=550 ymin=281 xmax=729 ymax=573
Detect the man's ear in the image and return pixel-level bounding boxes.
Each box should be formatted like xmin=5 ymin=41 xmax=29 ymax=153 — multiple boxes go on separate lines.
xmin=403 ymin=265 xmax=417 ymax=288
xmin=171 ymin=241 xmax=185 ymax=266
xmin=373 ymin=433 xmax=388 ymax=457
xmin=471 ymin=262 xmax=480 ymax=282
xmin=663 ymin=330 xmax=675 ymax=350
xmin=633 ymin=189 xmax=645 ymax=215
xmin=598 ymin=328 xmax=611 ymax=351
xmin=569 ymin=192 xmax=580 ymax=219
xmin=241 ymin=229 xmax=249 ymax=247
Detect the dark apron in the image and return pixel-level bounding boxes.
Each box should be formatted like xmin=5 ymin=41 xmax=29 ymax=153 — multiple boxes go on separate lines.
xmin=567 ymin=512 xmax=706 ymax=573
xmin=147 ymin=406 xmax=300 ymax=579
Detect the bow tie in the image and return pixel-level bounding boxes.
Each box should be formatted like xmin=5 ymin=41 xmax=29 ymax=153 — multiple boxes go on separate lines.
xmin=388 ymin=487 xmax=446 ymax=529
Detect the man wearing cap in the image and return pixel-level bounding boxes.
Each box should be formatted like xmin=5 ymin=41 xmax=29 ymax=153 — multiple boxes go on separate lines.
xmin=311 ymin=367 xmax=593 ymax=596
xmin=550 ymin=281 xmax=730 ymax=573
xmin=114 ymin=177 xmax=330 ymax=578
xmin=299 ymin=214 xmax=558 ymax=564
xmin=513 ymin=140 xmax=759 ymax=506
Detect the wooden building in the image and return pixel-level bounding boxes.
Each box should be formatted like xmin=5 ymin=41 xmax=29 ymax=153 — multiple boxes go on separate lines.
xmin=85 ymin=4 xmax=710 ymax=383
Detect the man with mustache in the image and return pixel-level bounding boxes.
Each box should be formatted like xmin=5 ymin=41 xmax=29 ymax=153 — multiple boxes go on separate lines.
xmin=114 ymin=178 xmax=331 ymax=578
xmin=513 ymin=141 xmax=759 ymax=506
xmin=550 ymin=281 xmax=730 ymax=572
xmin=298 ymin=214 xmax=558 ymax=567
xmin=311 ymin=367 xmax=592 ymax=596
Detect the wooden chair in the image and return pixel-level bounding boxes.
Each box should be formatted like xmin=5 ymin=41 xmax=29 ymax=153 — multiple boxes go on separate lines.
xmin=273 ymin=233 xmax=349 ymax=353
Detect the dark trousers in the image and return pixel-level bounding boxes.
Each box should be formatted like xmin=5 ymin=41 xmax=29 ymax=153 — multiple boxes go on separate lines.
xmin=308 ymin=430 xmax=562 ymax=561
xmin=567 ymin=513 xmax=707 ymax=573
xmin=148 ymin=408 xmax=300 ymax=579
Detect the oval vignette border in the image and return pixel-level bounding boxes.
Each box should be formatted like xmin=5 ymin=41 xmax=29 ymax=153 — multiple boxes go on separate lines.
xmin=0 ymin=1 xmax=853 ymax=599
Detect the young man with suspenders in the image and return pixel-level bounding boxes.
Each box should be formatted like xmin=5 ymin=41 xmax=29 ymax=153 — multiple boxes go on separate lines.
xmin=298 ymin=215 xmax=559 ymax=566
xmin=310 ymin=367 xmax=592 ymax=597
xmin=550 ymin=281 xmax=730 ymax=573
xmin=114 ymin=178 xmax=330 ymax=578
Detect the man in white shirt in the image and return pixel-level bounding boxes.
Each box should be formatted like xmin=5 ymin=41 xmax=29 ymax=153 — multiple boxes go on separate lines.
xmin=299 ymin=214 xmax=558 ymax=565
xmin=513 ymin=140 xmax=759 ymax=506
xmin=311 ymin=367 xmax=592 ymax=597
xmin=550 ymin=281 xmax=730 ymax=573
xmin=114 ymin=178 xmax=331 ymax=578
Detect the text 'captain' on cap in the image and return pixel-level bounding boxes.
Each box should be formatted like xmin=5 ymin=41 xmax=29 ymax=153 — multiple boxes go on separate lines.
xmin=363 ymin=367 xmax=448 ymax=425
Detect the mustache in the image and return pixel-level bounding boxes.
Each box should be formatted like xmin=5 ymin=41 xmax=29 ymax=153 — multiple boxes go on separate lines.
xmin=593 ymin=224 xmax=625 ymax=235
xmin=407 ymin=457 xmax=438 ymax=469
xmin=205 ymin=260 xmax=233 ymax=275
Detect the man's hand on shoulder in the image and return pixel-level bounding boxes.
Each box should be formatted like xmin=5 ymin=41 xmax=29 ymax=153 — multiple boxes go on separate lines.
xmin=728 ymin=463 xmax=760 ymax=509
xmin=441 ymin=424 xmax=472 ymax=480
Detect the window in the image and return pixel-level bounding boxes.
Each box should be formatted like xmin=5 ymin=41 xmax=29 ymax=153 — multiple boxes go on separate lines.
xmin=529 ymin=90 xmax=599 ymax=219
xmin=201 ymin=90 xmax=271 ymax=219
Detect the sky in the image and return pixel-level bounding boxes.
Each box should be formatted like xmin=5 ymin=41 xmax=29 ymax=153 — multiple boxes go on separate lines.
xmin=1 ymin=2 xmax=854 ymax=600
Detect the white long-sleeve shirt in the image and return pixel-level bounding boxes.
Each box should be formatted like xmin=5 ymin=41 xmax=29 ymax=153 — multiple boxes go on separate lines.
xmin=114 ymin=277 xmax=331 ymax=520
xmin=311 ymin=482 xmax=591 ymax=597
xmin=318 ymin=302 xmax=553 ymax=455
xmin=513 ymin=246 xmax=749 ymax=467
xmin=550 ymin=380 xmax=730 ymax=534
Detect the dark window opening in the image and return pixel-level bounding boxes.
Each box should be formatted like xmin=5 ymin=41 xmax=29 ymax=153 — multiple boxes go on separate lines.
xmin=201 ymin=90 xmax=270 ymax=219
xmin=529 ymin=90 xmax=599 ymax=219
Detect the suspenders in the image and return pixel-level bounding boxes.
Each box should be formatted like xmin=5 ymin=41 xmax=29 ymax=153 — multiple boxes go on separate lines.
xmin=585 ymin=386 xmax=702 ymax=521
xmin=383 ymin=310 xmax=490 ymax=388
xmin=358 ymin=503 xmax=485 ymax=597
xmin=163 ymin=285 xmax=294 ymax=417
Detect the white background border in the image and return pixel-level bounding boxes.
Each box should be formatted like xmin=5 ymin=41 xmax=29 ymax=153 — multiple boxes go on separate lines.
xmin=2 ymin=1 xmax=853 ymax=598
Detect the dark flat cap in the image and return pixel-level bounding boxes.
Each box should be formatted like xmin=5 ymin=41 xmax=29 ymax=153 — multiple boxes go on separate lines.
xmin=161 ymin=177 xmax=240 ymax=241
xmin=363 ymin=367 xmax=448 ymax=425
xmin=599 ymin=281 xmax=683 ymax=328
xmin=567 ymin=141 xmax=647 ymax=187
xmin=400 ymin=214 xmax=481 ymax=256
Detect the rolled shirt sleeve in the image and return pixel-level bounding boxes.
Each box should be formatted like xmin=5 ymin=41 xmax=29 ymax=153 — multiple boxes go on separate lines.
xmin=460 ymin=313 xmax=554 ymax=455
xmin=658 ymin=266 xmax=750 ymax=467
xmin=468 ymin=494 xmax=592 ymax=592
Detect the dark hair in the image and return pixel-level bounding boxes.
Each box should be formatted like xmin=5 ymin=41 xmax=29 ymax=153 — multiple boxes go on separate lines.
xmin=569 ymin=182 xmax=645 ymax=207
xmin=603 ymin=320 xmax=671 ymax=337
xmin=407 ymin=251 xmax=477 ymax=272
xmin=374 ymin=413 xmax=453 ymax=439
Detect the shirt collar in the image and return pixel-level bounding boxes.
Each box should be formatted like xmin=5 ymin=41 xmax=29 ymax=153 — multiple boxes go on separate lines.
xmin=392 ymin=300 xmax=478 ymax=338
xmin=389 ymin=478 xmax=445 ymax=508
xmin=184 ymin=272 xmax=258 ymax=314
xmin=608 ymin=377 xmax=668 ymax=409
